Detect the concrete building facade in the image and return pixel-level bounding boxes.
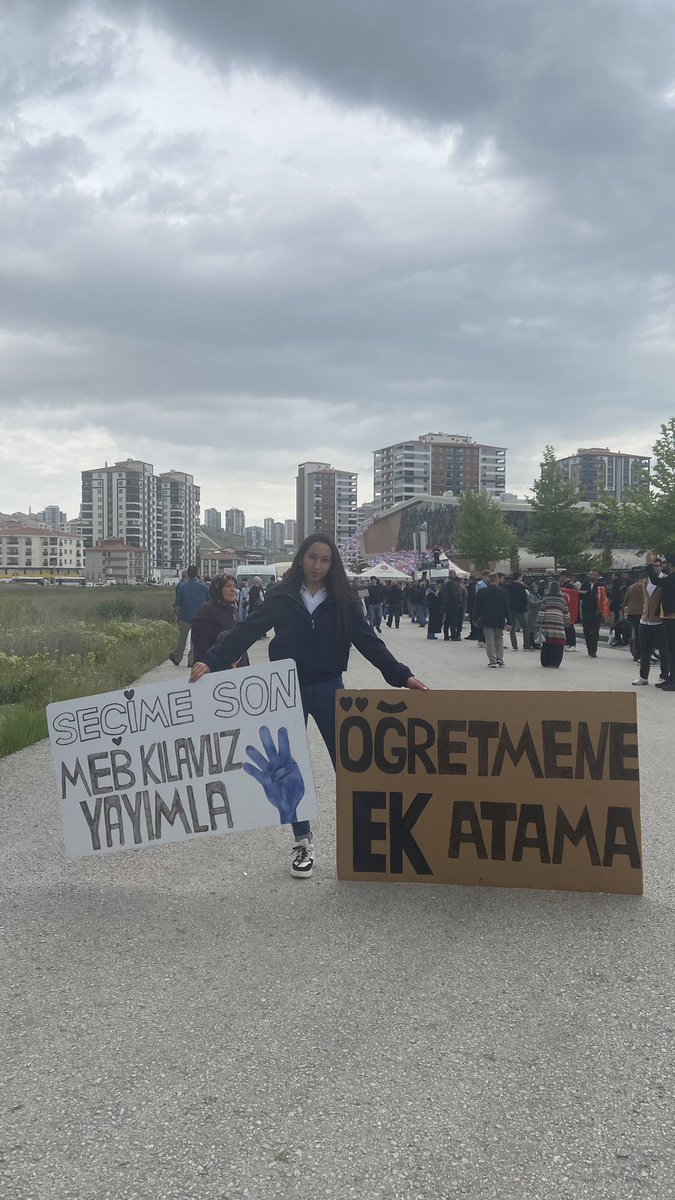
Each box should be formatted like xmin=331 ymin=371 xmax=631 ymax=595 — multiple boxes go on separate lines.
xmin=556 ymin=448 xmax=650 ymax=503
xmin=225 ymin=508 xmax=246 ymax=537
xmin=204 ymin=508 xmax=222 ymax=531
xmin=81 ymin=459 xmax=200 ymax=572
xmin=296 ymin=462 xmax=358 ymax=544
xmin=84 ymin=537 xmax=150 ymax=584
xmin=0 ymin=526 xmax=84 ymax=579
xmin=373 ymin=433 xmax=507 ymax=512
xmin=159 ymin=470 xmax=200 ymax=571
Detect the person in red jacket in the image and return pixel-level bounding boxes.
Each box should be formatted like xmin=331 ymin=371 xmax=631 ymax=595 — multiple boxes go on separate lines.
xmin=559 ymin=571 xmax=580 ymax=651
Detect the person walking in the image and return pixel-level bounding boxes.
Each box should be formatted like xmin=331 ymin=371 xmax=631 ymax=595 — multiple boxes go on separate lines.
xmin=413 ymin=580 xmax=428 ymax=629
xmin=644 ymin=556 xmax=675 ymax=690
xmin=473 ymin=571 xmax=489 ymax=646
xmin=238 ymin=578 xmax=249 ymax=621
xmin=366 ymin=578 xmax=385 ymax=632
xmin=525 ymin=579 xmax=542 ymax=650
xmin=190 ymin=533 xmax=428 ymax=878
xmin=579 ymin=571 xmax=608 ymax=658
xmin=536 ymin=580 xmax=570 ymax=668
xmin=624 ymin=574 xmax=646 ymax=663
xmin=474 ymin=573 xmax=511 ymax=667
xmin=454 ymin=577 xmax=467 ymax=641
xmin=633 ymin=568 xmax=667 ymax=687
xmin=425 ymin=580 xmax=443 ymax=640
xmin=169 ymin=565 xmax=209 ymax=666
xmin=442 ymin=573 xmax=460 ymax=641
xmin=190 ymin=574 xmax=250 ymax=668
xmin=505 ymin=572 xmax=529 ymax=650
xmin=386 ymin=582 xmax=403 ymax=628
xmin=559 ymin=572 xmax=580 ymax=651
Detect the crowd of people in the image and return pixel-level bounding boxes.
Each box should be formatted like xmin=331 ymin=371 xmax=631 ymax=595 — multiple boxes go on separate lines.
xmin=360 ymin=560 xmax=675 ymax=685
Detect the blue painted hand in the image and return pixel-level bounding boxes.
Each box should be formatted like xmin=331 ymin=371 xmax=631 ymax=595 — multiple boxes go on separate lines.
xmin=243 ymin=725 xmax=305 ymax=825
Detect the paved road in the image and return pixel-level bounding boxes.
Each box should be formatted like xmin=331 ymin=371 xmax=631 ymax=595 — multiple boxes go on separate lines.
xmin=1 ymin=623 xmax=673 ymax=1199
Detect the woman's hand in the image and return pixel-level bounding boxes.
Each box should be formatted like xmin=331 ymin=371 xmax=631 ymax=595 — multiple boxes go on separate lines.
xmin=406 ymin=676 xmax=429 ymax=691
xmin=190 ymin=662 xmax=211 ymax=682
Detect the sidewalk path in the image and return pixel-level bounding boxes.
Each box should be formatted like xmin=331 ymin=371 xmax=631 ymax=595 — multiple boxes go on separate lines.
xmin=1 ymin=625 xmax=673 ymax=1199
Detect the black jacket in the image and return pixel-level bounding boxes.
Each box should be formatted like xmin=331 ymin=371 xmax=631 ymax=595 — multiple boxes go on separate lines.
xmin=201 ymin=588 xmax=413 ymax=687
xmin=579 ymin=578 xmax=605 ymax=616
xmin=505 ymin=581 xmax=528 ymax=615
xmin=475 ymin=585 xmax=511 ymax=629
xmin=191 ymin=600 xmax=250 ymax=668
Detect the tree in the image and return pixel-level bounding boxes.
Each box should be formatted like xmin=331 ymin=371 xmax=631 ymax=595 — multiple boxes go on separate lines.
xmin=621 ymin=418 xmax=675 ymax=552
xmin=454 ymin=490 xmax=517 ymax=570
xmin=528 ymin=446 xmax=591 ymax=571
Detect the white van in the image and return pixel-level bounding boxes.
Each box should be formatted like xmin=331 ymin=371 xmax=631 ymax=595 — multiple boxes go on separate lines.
xmin=235 ymin=565 xmax=277 ymax=589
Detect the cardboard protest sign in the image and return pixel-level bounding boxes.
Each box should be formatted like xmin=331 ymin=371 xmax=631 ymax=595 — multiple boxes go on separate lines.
xmin=47 ymin=660 xmax=317 ymax=858
xmin=336 ymin=691 xmax=642 ymax=895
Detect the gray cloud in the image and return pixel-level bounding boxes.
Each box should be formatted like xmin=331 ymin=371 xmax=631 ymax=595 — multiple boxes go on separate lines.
xmin=1 ymin=0 xmax=674 ymax=520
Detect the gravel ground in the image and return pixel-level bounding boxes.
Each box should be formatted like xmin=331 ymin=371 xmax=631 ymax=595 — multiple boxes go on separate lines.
xmin=1 ymin=621 xmax=673 ymax=1200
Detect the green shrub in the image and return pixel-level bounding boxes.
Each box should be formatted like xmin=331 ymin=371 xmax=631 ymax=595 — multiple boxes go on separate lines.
xmin=0 ymin=615 xmax=176 ymax=758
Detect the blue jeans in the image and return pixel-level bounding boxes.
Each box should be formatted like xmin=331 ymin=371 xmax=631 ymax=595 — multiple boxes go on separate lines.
xmin=292 ymin=675 xmax=343 ymax=842
xmin=414 ymin=604 xmax=427 ymax=628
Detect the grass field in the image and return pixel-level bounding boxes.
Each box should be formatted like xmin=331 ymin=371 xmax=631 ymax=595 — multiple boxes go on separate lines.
xmin=0 ymin=586 xmax=177 ymax=757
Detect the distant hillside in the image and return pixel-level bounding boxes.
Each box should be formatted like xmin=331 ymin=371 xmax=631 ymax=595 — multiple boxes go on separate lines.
xmin=199 ymin=527 xmax=245 ymax=549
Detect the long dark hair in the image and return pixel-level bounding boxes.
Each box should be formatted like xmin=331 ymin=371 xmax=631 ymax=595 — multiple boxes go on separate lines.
xmin=276 ymin=532 xmax=358 ymax=640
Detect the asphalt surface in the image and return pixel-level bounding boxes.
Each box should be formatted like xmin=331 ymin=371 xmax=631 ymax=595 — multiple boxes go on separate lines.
xmin=1 ymin=622 xmax=674 ymax=1200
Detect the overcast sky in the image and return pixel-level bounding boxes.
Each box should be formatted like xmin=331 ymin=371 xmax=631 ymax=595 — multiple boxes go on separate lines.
xmin=2 ymin=0 xmax=675 ymax=525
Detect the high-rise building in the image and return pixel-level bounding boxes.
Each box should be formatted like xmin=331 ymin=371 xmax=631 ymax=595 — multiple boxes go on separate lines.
xmin=263 ymin=518 xmax=286 ymax=551
xmin=159 ymin=470 xmax=201 ymax=570
xmin=225 ymin=508 xmax=246 ymax=537
xmin=245 ymin=525 xmax=265 ymax=550
xmin=555 ymin=448 xmax=650 ymax=503
xmin=373 ymin=434 xmax=507 ymax=512
xmin=273 ymin=521 xmax=285 ymax=550
xmin=81 ymin=459 xmax=200 ymax=571
xmin=284 ymin=519 xmax=297 ymax=547
xmin=204 ymin=507 xmax=222 ymax=531
xmin=81 ymin=459 xmax=160 ymax=561
xmin=296 ymin=462 xmax=358 ymax=544
xmin=35 ymin=506 xmax=67 ymax=531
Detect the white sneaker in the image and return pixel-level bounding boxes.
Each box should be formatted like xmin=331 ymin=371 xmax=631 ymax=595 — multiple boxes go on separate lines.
xmin=632 ymin=678 xmax=649 ymax=686
xmin=291 ymin=838 xmax=314 ymax=878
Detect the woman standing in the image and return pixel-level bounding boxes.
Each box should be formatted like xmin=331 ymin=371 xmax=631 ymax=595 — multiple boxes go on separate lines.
xmin=190 ymin=533 xmax=428 ymax=879
xmin=536 ymin=580 xmax=570 ymax=668
xmin=190 ymin=574 xmax=250 ymax=668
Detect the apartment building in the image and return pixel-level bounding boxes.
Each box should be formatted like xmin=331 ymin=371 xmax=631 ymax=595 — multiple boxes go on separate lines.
xmin=373 ymin=433 xmax=507 ymax=512
xmin=0 ymin=526 xmax=84 ymax=579
xmin=225 ymin=508 xmax=246 ymax=537
xmin=84 ymin=537 xmax=150 ymax=584
xmin=81 ymin=459 xmax=200 ymax=572
xmin=296 ymin=462 xmax=358 ymax=544
xmin=556 ymin=448 xmax=650 ymax=503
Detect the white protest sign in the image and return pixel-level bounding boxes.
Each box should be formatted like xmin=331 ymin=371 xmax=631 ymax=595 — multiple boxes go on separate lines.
xmin=46 ymin=659 xmax=317 ymax=858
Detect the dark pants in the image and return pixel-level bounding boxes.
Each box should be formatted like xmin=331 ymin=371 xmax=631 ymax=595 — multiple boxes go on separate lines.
xmin=540 ymin=641 xmax=564 ymax=668
xmin=509 ymin=612 xmax=528 ymax=649
xmin=582 ymin=613 xmax=602 ymax=656
xmin=387 ymin=607 xmax=401 ymax=628
xmin=661 ymin=622 xmax=675 ymax=682
xmin=292 ymin=675 xmax=343 ymax=841
xmin=638 ymin=626 xmax=667 ymax=681
xmin=443 ymin=602 xmax=458 ymax=640
xmin=565 ymin=622 xmax=577 ymax=648
xmin=628 ymin=615 xmax=641 ymax=662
